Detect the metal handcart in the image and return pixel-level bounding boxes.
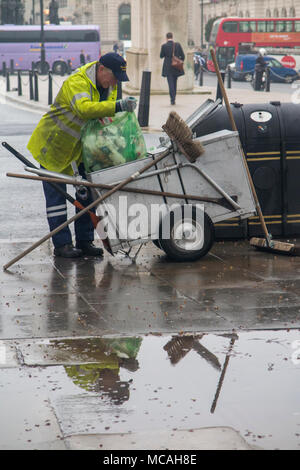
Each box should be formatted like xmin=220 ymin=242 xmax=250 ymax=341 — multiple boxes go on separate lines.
xmin=87 ymin=101 xmax=256 ymax=262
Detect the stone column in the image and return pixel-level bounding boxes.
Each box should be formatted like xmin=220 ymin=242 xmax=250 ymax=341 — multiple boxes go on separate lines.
xmin=125 ymin=0 xmax=194 ymax=94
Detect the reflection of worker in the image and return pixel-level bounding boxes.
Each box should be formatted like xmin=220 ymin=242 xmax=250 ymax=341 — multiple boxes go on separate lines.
xmin=254 ymin=48 xmax=267 ymax=91
xmin=27 ymin=53 xmax=137 ymax=258
xmin=160 ymin=32 xmax=185 ymax=105
xmin=62 ymin=337 xmax=142 ymax=405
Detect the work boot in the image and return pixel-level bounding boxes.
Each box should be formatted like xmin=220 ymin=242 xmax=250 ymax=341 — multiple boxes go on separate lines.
xmin=54 ymin=244 xmax=82 ymax=258
xmin=76 ymin=241 xmax=104 ymax=257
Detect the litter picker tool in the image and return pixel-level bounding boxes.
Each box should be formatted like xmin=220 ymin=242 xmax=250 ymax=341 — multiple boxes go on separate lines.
xmin=3 ymin=112 xmax=205 ymax=270
xmin=210 ymin=47 xmax=299 ymax=256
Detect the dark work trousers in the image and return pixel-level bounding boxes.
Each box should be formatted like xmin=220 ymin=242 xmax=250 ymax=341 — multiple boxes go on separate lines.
xmin=167 ymin=74 xmax=178 ymax=104
xmin=42 ymin=163 xmax=95 ymax=248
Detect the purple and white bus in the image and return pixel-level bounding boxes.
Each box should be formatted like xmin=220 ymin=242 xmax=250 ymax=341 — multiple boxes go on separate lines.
xmin=0 ymin=24 xmax=101 ymax=74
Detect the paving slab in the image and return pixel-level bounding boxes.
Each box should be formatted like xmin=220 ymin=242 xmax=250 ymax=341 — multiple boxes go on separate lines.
xmin=1 ymin=240 xmax=300 ymax=339
xmin=65 ymin=427 xmax=255 ymax=450
xmin=0 ymin=367 xmax=66 ymax=449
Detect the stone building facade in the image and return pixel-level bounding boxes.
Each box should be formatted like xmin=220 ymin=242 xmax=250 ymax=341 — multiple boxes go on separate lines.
xmin=6 ymin=0 xmax=300 ymax=51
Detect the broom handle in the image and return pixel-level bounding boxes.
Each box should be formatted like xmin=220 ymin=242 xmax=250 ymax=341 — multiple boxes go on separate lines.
xmin=3 ymin=148 xmax=171 ymax=270
xmin=6 ymin=172 xmax=225 ymax=205
xmin=210 ymin=48 xmax=270 ymax=241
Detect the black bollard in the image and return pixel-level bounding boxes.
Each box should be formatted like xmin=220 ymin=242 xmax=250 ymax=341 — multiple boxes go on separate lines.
xmin=34 ymin=71 xmax=39 ymax=101
xmin=17 ymin=71 xmax=22 ymax=96
xmin=199 ymin=66 xmax=203 ymax=86
xmin=67 ymin=60 xmax=72 ymax=74
xmin=117 ymin=81 xmax=122 ymax=100
xmin=2 ymin=61 xmax=6 ymax=78
xmin=227 ymin=65 xmax=232 ymax=89
xmin=10 ymin=59 xmax=14 ymax=74
xmin=265 ymin=67 xmax=271 ymax=92
xmin=48 ymin=71 xmax=53 ymax=105
xmin=6 ymin=71 xmax=10 ymax=92
xmin=216 ymin=71 xmax=225 ymax=103
xmin=29 ymin=71 xmax=34 ymax=100
xmin=138 ymin=71 xmax=151 ymax=127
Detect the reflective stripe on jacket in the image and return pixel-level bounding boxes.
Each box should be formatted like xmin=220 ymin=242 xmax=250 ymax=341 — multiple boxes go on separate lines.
xmin=27 ymin=61 xmax=117 ymax=175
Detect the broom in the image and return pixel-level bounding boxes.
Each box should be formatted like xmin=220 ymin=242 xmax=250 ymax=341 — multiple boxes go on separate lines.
xmin=3 ymin=112 xmax=204 ymax=270
xmin=210 ymin=47 xmax=299 ymax=256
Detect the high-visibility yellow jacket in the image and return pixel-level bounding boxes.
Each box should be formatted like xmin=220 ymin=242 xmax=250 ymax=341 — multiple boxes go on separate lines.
xmin=27 ymin=61 xmax=118 ymax=175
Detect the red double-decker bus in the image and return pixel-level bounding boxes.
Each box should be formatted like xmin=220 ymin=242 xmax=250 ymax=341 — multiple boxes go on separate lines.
xmin=208 ymin=17 xmax=300 ymax=71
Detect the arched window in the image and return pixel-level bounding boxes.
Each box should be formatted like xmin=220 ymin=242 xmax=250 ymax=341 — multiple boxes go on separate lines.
xmin=266 ymin=9 xmax=271 ymax=18
xmin=245 ymin=10 xmax=250 ymax=17
xmin=119 ymin=4 xmax=131 ymax=40
xmin=281 ymin=7 xmax=287 ymax=17
xmin=289 ymin=6 xmax=296 ymax=17
xmin=239 ymin=11 xmax=244 ymax=17
xmin=273 ymin=8 xmax=279 ymax=17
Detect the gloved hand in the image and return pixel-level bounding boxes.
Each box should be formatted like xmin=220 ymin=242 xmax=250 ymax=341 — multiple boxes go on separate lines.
xmin=118 ymin=96 xmax=137 ymax=112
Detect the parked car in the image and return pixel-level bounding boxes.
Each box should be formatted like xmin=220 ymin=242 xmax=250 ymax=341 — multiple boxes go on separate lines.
xmin=232 ymin=54 xmax=300 ymax=83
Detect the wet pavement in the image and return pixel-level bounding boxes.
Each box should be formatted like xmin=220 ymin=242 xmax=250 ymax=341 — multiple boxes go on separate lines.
xmin=0 ymin=103 xmax=300 ymax=450
xmin=1 ymin=238 xmax=300 ymax=450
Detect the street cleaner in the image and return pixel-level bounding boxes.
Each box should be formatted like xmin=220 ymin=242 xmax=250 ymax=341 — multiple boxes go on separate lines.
xmin=27 ymin=53 xmax=137 ymax=258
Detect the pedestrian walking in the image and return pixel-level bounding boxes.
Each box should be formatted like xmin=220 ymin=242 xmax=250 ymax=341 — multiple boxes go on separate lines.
xmin=27 ymin=53 xmax=137 ymax=258
xmin=160 ymin=32 xmax=185 ymax=105
xmin=194 ymin=55 xmax=200 ymax=80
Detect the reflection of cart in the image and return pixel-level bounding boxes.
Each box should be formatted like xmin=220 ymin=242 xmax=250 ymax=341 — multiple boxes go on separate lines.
xmin=88 ymin=125 xmax=256 ymax=262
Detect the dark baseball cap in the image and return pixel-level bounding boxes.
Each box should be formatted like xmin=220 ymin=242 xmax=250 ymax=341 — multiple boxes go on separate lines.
xmin=99 ymin=52 xmax=129 ymax=82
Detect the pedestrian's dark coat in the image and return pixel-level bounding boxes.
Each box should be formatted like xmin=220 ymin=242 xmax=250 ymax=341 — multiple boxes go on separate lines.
xmin=160 ymin=40 xmax=185 ymax=77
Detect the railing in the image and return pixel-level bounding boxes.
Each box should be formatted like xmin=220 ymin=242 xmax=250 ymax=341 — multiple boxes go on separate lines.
xmin=195 ymin=64 xmax=275 ymax=94
xmin=2 ymin=67 xmax=152 ymax=128
xmin=3 ymin=67 xmax=72 ymax=105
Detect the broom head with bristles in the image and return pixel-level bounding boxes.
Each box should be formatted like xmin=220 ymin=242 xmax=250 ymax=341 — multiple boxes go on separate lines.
xmin=162 ymin=111 xmax=205 ymax=162
xmin=250 ymin=237 xmax=300 ymax=256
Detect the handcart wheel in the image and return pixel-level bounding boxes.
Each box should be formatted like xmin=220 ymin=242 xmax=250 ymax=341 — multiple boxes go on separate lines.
xmin=158 ymin=205 xmax=214 ymax=262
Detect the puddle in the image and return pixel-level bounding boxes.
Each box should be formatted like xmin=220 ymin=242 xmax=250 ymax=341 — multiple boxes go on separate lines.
xmin=1 ymin=329 xmax=298 ymax=449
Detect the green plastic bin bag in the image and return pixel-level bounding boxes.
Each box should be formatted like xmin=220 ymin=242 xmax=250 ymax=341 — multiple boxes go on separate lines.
xmin=81 ymin=111 xmax=147 ymax=173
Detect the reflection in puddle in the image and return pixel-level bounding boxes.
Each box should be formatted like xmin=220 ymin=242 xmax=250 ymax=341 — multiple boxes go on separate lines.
xmin=12 ymin=330 xmax=300 ymax=449
xmin=63 ymin=338 xmax=142 ymax=405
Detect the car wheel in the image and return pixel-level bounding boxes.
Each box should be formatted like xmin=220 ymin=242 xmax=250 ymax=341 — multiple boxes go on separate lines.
xmin=285 ymin=75 xmax=294 ymax=83
xmin=35 ymin=61 xmax=50 ymax=74
xmin=158 ymin=205 xmax=215 ymax=262
xmin=52 ymin=61 xmax=68 ymax=75
xmin=244 ymin=73 xmax=253 ymax=82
